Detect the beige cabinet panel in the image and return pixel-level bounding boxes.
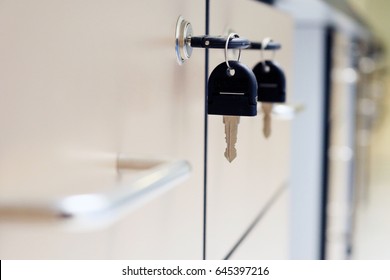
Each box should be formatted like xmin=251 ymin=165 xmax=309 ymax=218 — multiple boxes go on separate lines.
xmin=230 ymin=187 xmax=289 ymax=259
xmin=0 ymin=0 xmax=204 ymax=259
xmin=207 ymin=0 xmax=293 ymax=259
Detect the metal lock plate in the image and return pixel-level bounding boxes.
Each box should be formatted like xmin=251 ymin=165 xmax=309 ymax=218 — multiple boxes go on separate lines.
xmin=175 ymin=16 xmax=193 ymax=65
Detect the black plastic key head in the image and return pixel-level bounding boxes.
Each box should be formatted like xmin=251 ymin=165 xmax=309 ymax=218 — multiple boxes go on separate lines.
xmin=208 ymin=61 xmax=257 ymax=116
xmin=253 ymin=60 xmax=286 ymax=103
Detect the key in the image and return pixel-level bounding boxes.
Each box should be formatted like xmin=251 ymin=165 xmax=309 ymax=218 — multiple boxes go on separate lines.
xmin=253 ymin=60 xmax=286 ymax=139
xmin=261 ymin=102 xmax=273 ymax=138
xmin=223 ymin=116 xmax=240 ymax=162
xmin=208 ymin=57 xmax=257 ymax=162
xmin=208 ymin=60 xmax=257 ymax=162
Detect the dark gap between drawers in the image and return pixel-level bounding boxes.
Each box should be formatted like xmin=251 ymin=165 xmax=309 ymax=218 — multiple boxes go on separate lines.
xmin=223 ymin=182 xmax=288 ymax=260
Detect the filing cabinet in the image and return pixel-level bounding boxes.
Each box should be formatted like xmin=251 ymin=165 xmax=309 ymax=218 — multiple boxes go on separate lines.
xmin=0 ymin=0 xmax=293 ymax=259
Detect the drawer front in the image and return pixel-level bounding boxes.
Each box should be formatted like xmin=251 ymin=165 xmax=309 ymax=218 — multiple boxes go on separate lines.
xmin=0 ymin=0 xmax=205 ymax=259
xmin=230 ymin=187 xmax=289 ymax=260
xmin=207 ymin=0 xmax=293 ymax=259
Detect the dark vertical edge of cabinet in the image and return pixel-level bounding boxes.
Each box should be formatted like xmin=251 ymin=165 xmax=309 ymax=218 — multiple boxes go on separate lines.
xmin=203 ymin=0 xmax=210 ymax=261
xmin=319 ymin=26 xmax=334 ymax=260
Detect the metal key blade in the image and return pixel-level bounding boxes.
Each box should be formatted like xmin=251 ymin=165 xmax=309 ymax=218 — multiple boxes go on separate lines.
xmin=262 ymin=103 xmax=273 ymax=138
xmin=223 ymin=116 xmax=240 ymax=162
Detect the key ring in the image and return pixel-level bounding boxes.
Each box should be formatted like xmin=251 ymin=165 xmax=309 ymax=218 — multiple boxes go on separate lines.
xmin=261 ymin=37 xmax=276 ymax=72
xmin=225 ymin=33 xmax=242 ymax=76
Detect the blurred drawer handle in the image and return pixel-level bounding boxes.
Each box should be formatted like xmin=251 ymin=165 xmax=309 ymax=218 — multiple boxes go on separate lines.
xmin=272 ymin=104 xmax=305 ymax=120
xmin=0 ymin=157 xmax=191 ymax=230
xmin=262 ymin=103 xmax=305 ymax=120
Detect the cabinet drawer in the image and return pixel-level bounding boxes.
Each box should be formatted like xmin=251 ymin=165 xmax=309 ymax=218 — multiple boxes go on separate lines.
xmin=0 ymin=0 xmax=205 ymax=259
xmin=230 ymin=187 xmax=289 ymax=259
xmin=207 ymin=0 xmax=293 ymax=259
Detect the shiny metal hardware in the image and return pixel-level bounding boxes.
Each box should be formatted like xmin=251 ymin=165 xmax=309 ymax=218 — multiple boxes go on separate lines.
xmin=0 ymin=157 xmax=191 ymax=230
xmin=224 ymin=33 xmax=242 ymax=74
xmin=174 ymin=16 xmax=283 ymax=64
xmin=175 ymin=16 xmax=193 ymax=65
xmin=175 ymin=16 xmax=251 ymax=64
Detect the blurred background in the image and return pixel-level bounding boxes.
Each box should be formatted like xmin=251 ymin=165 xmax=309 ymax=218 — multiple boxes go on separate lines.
xmin=341 ymin=0 xmax=390 ymax=259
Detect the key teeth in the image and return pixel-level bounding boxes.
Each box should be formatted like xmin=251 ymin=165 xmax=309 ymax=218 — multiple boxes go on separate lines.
xmin=224 ymin=149 xmax=237 ymax=163
xmin=263 ymin=127 xmax=271 ymax=138
xmin=223 ymin=115 xmax=239 ymax=163
xmin=261 ymin=103 xmax=273 ymax=139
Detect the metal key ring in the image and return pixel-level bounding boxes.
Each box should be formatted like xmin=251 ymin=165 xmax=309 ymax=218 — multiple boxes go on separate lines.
xmin=225 ymin=33 xmax=242 ymax=71
xmin=261 ymin=37 xmax=275 ymax=72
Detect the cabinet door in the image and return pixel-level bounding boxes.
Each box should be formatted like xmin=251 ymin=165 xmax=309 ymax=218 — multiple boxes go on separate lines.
xmin=0 ymin=0 xmax=204 ymax=259
xmin=230 ymin=187 xmax=289 ymax=259
xmin=207 ymin=0 xmax=293 ymax=259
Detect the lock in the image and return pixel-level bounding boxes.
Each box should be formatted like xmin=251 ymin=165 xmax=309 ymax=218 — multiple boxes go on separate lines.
xmin=253 ymin=60 xmax=286 ymax=103
xmin=208 ymin=60 xmax=258 ymax=116
xmin=175 ymin=16 xmax=251 ymax=65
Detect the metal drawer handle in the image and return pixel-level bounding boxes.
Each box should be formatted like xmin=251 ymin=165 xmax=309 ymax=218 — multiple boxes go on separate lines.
xmin=0 ymin=156 xmax=191 ymax=230
xmin=257 ymin=103 xmax=305 ymax=120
